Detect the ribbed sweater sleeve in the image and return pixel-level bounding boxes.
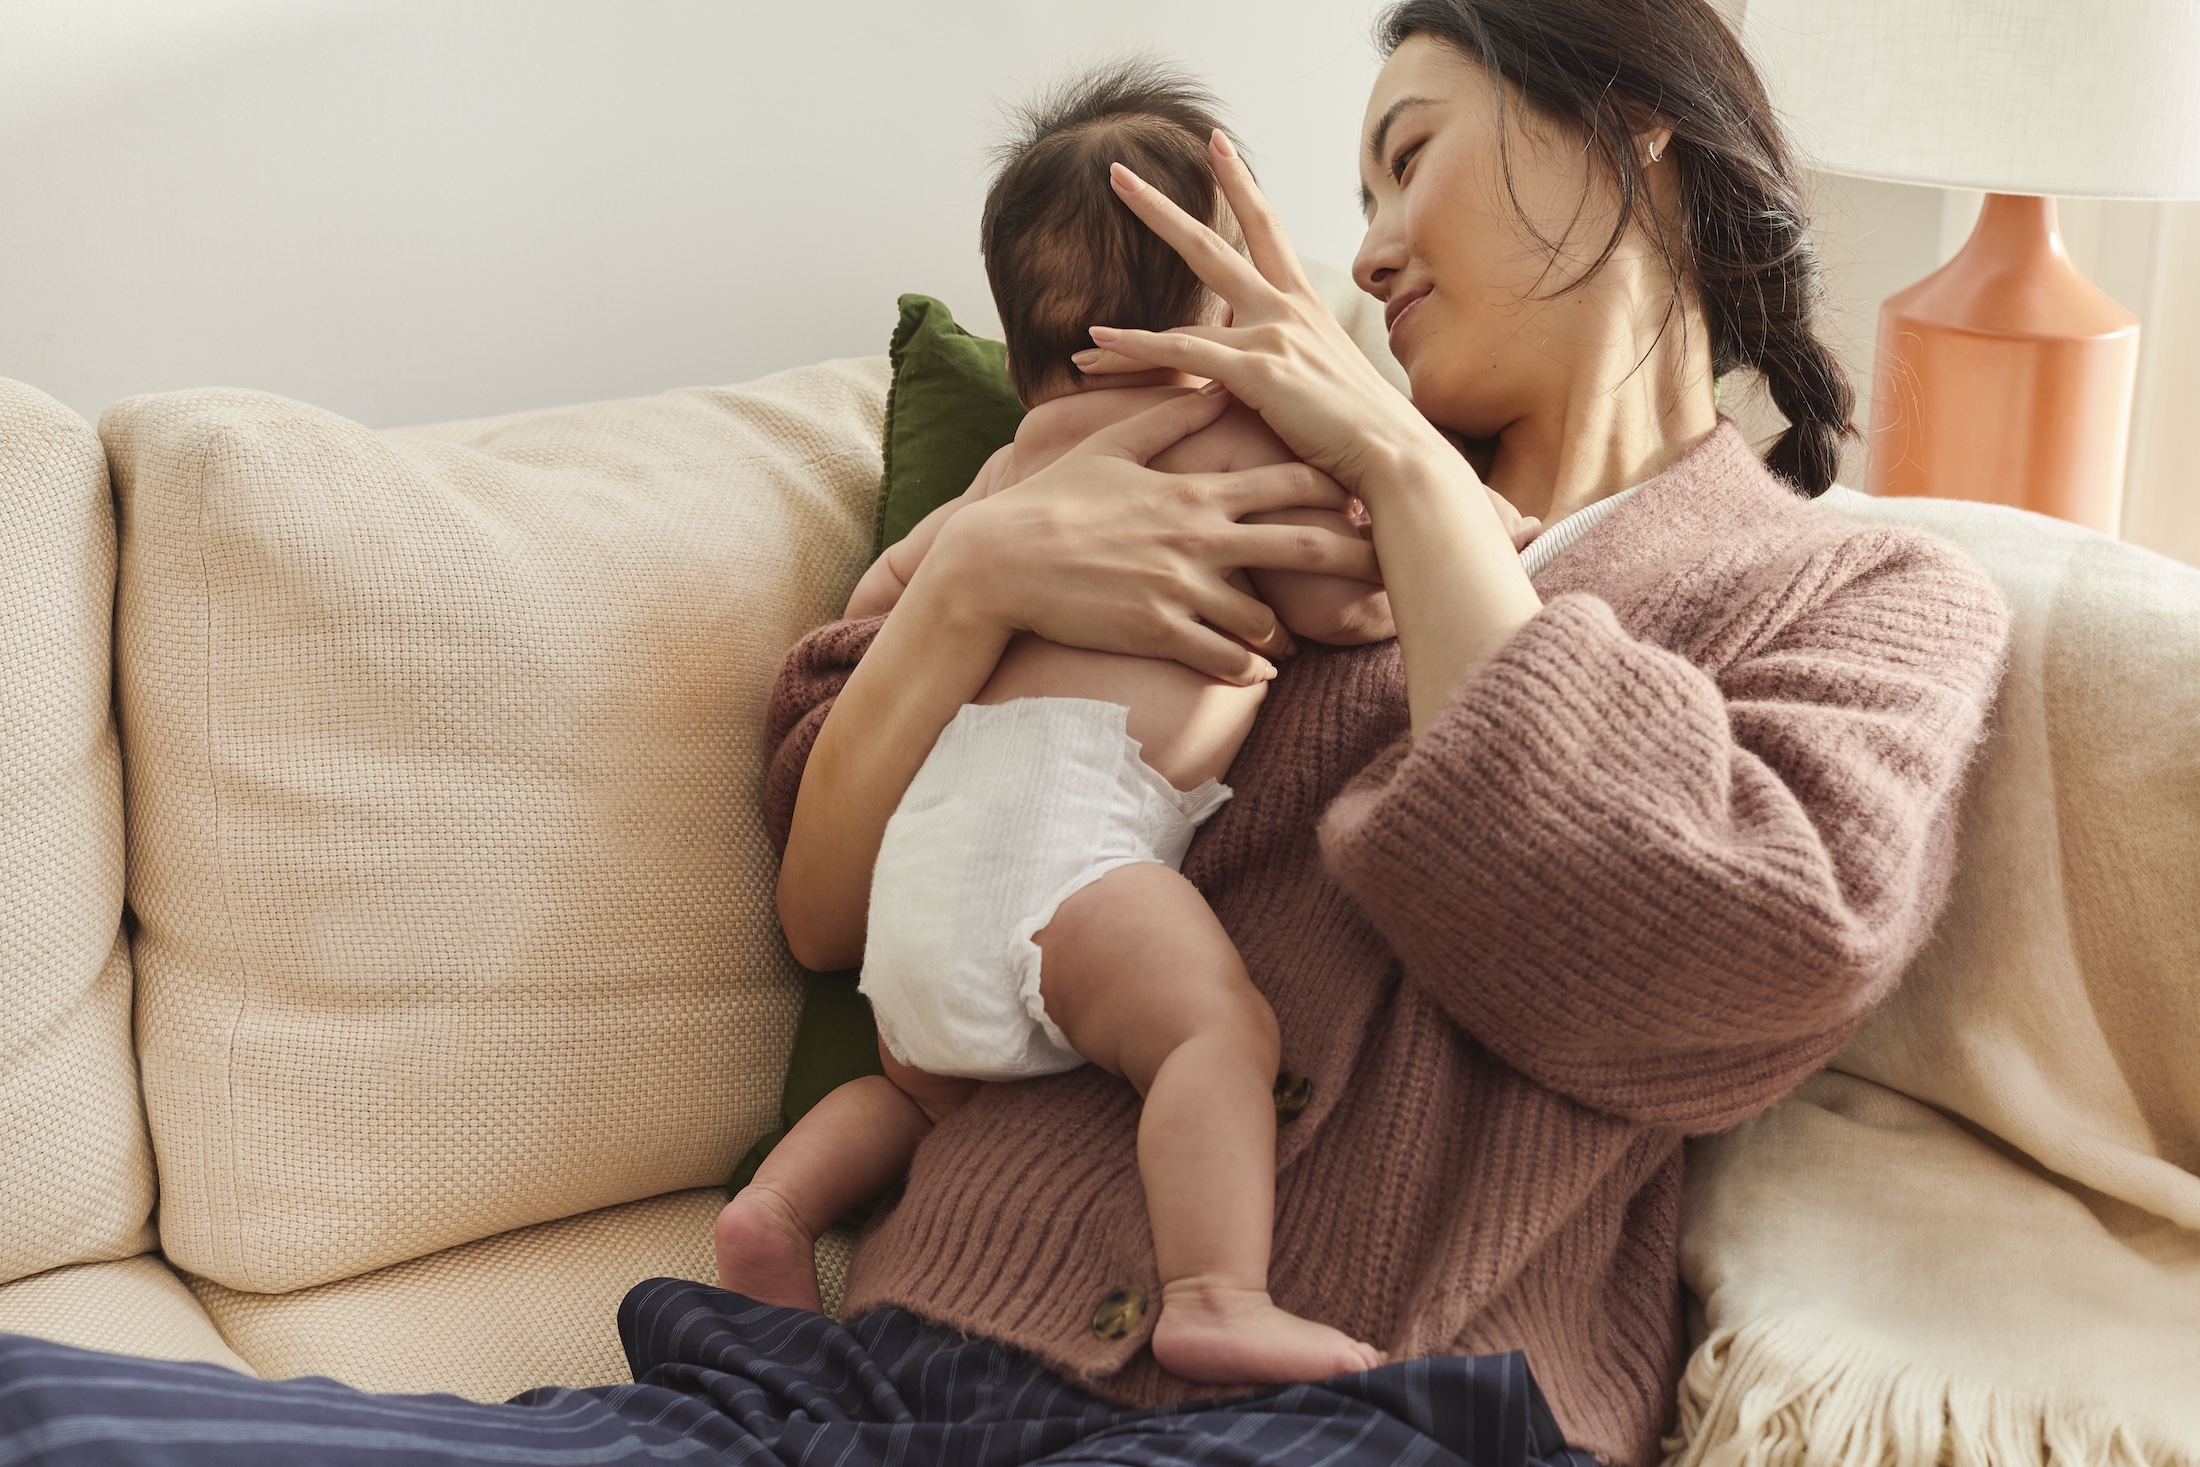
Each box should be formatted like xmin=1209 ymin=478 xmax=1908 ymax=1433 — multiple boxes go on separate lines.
xmin=762 ymin=614 xmax=885 ymax=855
xmin=1317 ymin=530 xmax=2010 ymax=1132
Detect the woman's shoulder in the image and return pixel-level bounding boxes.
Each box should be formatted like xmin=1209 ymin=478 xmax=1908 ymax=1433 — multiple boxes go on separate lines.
xmin=1542 ymin=424 xmax=2010 ymax=665
xmin=1598 ymin=424 xmax=1994 ymax=584
xmin=1742 ymin=478 xmax=1999 ymax=595
xmin=1739 ymin=476 xmax=2010 ymax=646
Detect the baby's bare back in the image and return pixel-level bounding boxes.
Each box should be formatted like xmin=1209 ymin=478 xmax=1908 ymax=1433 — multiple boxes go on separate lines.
xmin=972 ymin=387 xmax=1290 ymax=792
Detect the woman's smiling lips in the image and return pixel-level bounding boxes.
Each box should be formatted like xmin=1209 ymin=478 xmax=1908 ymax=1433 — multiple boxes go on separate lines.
xmin=1384 ymin=284 xmax=1431 ymax=347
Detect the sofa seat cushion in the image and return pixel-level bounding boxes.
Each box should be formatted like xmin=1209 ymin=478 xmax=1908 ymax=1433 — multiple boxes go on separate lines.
xmin=183 ymin=1188 xmax=730 ymax=1400
xmin=104 ymin=359 xmax=889 ymax=1294
xmin=0 ymin=378 xmax=158 ymax=1285
xmin=179 ymin=1193 xmax=856 ymax=1401
xmin=0 ymin=1255 xmax=251 ymax=1374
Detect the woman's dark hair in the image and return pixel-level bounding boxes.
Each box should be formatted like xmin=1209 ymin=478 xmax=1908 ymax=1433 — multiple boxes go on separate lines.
xmin=982 ymin=61 xmax=1240 ymax=405
xmin=1376 ymin=0 xmax=1854 ymax=496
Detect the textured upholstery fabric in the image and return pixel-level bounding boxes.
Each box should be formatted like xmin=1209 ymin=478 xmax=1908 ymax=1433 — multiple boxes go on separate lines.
xmin=1672 ymin=495 xmax=2200 ymax=1465
xmin=179 ymin=1199 xmax=853 ymax=1402
xmin=104 ymin=359 xmax=889 ymax=1294
xmin=0 ymin=1255 xmax=252 ymax=1374
xmin=0 ymin=378 xmax=159 ymax=1286
xmin=188 ymin=1189 xmax=722 ymax=1400
xmin=184 ymin=1198 xmax=858 ymax=1400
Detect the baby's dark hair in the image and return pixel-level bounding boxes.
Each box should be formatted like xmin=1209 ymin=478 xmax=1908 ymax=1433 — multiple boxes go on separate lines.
xmin=982 ymin=61 xmax=1241 ymax=405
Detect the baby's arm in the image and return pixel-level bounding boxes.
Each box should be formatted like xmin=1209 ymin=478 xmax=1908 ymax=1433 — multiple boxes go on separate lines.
xmin=844 ymin=445 xmax=1015 ymax=620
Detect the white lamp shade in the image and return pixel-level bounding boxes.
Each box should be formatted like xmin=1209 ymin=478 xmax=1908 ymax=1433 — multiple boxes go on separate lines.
xmin=1742 ymin=0 xmax=2200 ymax=200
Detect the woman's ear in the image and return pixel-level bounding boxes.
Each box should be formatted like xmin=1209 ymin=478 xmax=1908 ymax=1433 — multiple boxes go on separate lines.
xmin=1615 ymin=100 xmax=1677 ymax=167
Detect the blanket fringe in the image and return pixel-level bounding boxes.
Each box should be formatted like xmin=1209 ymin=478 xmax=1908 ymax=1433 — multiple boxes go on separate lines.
xmin=1662 ymin=1319 xmax=2198 ymax=1467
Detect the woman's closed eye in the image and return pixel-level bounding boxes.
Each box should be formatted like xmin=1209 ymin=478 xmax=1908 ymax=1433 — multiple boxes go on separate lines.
xmin=1387 ymin=138 xmax=1427 ymax=186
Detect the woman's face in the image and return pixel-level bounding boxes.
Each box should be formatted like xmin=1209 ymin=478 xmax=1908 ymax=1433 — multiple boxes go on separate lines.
xmin=1353 ymin=37 xmax=1652 ymax=440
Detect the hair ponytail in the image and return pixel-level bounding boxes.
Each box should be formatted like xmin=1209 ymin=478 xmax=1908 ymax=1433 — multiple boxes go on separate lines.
xmin=1377 ymin=0 xmax=1857 ymax=496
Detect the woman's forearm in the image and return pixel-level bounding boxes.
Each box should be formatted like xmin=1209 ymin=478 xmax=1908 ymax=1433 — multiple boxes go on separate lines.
xmin=1360 ymin=446 xmax=1544 ymax=739
xmin=777 ymin=570 xmax=1011 ymax=970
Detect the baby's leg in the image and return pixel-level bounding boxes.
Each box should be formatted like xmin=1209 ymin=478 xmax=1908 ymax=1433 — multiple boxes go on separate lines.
xmin=1036 ymin=863 xmax=1380 ymax=1385
xmin=715 ymin=1050 xmax=976 ymax=1312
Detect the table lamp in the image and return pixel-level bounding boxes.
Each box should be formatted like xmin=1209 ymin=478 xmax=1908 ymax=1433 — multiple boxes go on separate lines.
xmin=1742 ymin=0 xmax=2200 ymax=534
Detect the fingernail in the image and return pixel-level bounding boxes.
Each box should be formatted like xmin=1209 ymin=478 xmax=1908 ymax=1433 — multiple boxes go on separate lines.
xmin=1211 ymin=129 xmax=1237 ymax=160
xmin=1071 ymin=348 xmax=1101 ymax=367
xmin=1110 ymin=162 xmax=1141 ymax=191
xmin=1088 ymin=325 xmax=1121 ymax=344
xmin=1198 ymin=378 xmax=1228 ymax=395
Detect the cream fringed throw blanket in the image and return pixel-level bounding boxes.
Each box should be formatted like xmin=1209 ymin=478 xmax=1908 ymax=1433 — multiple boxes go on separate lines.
xmin=1669 ymin=491 xmax=2200 ymax=1466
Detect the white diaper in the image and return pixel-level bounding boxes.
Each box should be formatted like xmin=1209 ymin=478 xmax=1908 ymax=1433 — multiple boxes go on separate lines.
xmin=860 ymin=697 xmax=1233 ymax=1081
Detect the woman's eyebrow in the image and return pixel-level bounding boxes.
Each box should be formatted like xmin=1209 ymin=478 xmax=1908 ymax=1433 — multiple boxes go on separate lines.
xmin=1361 ymin=96 xmax=1440 ymax=214
xmin=1367 ymin=97 xmax=1439 ymax=164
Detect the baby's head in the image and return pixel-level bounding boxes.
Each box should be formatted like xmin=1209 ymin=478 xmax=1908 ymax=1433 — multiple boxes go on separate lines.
xmin=983 ymin=62 xmax=1243 ymax=408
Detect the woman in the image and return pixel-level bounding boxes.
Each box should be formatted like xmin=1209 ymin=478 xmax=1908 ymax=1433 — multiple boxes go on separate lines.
xmin=766 ymin=0 xmax=2007 ymax=1462
xmin=0 ymin=2 xmax=2006 ymax=1464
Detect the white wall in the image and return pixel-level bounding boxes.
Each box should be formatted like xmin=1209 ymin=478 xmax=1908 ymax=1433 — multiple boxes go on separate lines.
xmin=0 ymin=0 xmax=1385 ymax=429
xmin=5 ymin=0 xmax=2192 ymax=562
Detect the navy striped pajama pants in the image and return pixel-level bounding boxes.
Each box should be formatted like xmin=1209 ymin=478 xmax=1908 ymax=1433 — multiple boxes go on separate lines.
xmin=0 ymin=1278 xmax=1597 ymax=1466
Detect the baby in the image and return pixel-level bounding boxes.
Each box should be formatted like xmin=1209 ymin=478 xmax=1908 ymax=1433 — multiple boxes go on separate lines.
xmin=721 ymin=66 xmax=1429 ymax=1385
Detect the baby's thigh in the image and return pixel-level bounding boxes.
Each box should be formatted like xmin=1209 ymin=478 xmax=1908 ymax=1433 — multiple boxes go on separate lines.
xmin=1033 ymin=863 xmax=1276 ymax=1085
xmin=877 ymin=1042 xmax=978 ymax=1124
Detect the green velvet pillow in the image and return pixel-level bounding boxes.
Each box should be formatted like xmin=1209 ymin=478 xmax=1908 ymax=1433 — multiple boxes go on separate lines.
xmin=730 ymin=295 xmax=1024 ymax=1203
xmin=872 ymin=293 xmax=1028 ymax=558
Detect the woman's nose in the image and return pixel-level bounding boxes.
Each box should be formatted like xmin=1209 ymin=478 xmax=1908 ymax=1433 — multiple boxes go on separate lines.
xmin=1352 ymin=227 xmax=1403 ymax=299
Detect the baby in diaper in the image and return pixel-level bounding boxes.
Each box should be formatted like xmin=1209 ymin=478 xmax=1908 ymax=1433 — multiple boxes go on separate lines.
xmin=718 ymin=65 xmax=1532 ymax=1386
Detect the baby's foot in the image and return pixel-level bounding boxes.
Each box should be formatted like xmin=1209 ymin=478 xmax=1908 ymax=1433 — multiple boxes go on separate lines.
xmin=1150 ymin=1278 xmax=1383 ymax=1386
xmin=713 ymin=1187 xmax=824 ymax=1313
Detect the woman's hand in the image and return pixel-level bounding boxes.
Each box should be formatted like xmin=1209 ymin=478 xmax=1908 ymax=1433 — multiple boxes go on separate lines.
xmin=928 ymin=386 xmax=1379 ymax=686
xmin=1077 ymin=132 xmax=1546 ymax=739
xmin=776 ymin=386 xmax=1379 ymax=969
xmin=1072 ymin=135 xmax=1451 ymax=504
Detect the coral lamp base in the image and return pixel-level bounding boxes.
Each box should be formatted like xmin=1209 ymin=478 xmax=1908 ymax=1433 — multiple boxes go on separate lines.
xmin=1867 ymin=194 xmax=2140 ymax=535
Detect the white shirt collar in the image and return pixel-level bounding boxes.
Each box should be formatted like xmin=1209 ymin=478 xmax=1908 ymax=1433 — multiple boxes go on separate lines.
xmin=1519 ymin=484 xmax=1640 ymax=580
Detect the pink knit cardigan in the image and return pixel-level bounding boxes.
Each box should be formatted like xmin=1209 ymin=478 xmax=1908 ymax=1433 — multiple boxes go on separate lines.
xmin=762 ymin=422 xmax=2011 ymax=1466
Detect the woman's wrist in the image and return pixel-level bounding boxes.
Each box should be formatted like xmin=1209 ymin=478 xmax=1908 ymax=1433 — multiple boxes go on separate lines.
xmin=1355 ymin=444 xmax=1543 ymax=738
xmin=907 ymin=508 xmax=1020 ymax=653
xmin=1349 ymin=421 xmax=1472 ymax=514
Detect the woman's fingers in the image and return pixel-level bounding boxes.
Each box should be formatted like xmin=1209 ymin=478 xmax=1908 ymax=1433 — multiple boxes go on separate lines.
xmin=1109 ymin=163 xmax=1273 ymax=311
xmin=1205 ymin=460 xmax=1357 ymax=519
xmin=1207 ymin=131 xmax=1311 ymax=293
xmin=1186 ymin=578 xmax=1293 ymax=658
xmin=1070 ymin=383 xmax=1232 ymax=466
xmin=1063 ymin=346 xmax=1153 ymax=377
xmin=1081 ymin=325 xmax=1241 ymax=383
xmin=1158 ymin=621 xmax=1277 ymax=686
xmin=1224 ymin=518 xmax=1382 ymax=582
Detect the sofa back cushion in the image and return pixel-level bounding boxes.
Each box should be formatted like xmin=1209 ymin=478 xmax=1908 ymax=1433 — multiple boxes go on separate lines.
xmin=0 ymin=378 xmax=159 ymax=1284
xmin=105 ymin=361 xmax=886 ymax=1291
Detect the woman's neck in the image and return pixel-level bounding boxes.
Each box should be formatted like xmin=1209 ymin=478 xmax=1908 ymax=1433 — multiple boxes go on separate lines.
xmin=1479 ymin=279 xmax=1720 ymax=527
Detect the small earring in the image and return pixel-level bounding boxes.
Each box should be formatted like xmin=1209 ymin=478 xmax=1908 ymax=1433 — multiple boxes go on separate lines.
xmin=1646 ymin=144 xmax=1663 ymax=164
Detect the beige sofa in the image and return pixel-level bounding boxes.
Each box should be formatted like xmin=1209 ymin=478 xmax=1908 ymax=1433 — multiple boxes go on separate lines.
xmin=3 ymin=328 xmax=2195 ymax=1459
xmin=0 ymin=361 xmax=890 ymax=1399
